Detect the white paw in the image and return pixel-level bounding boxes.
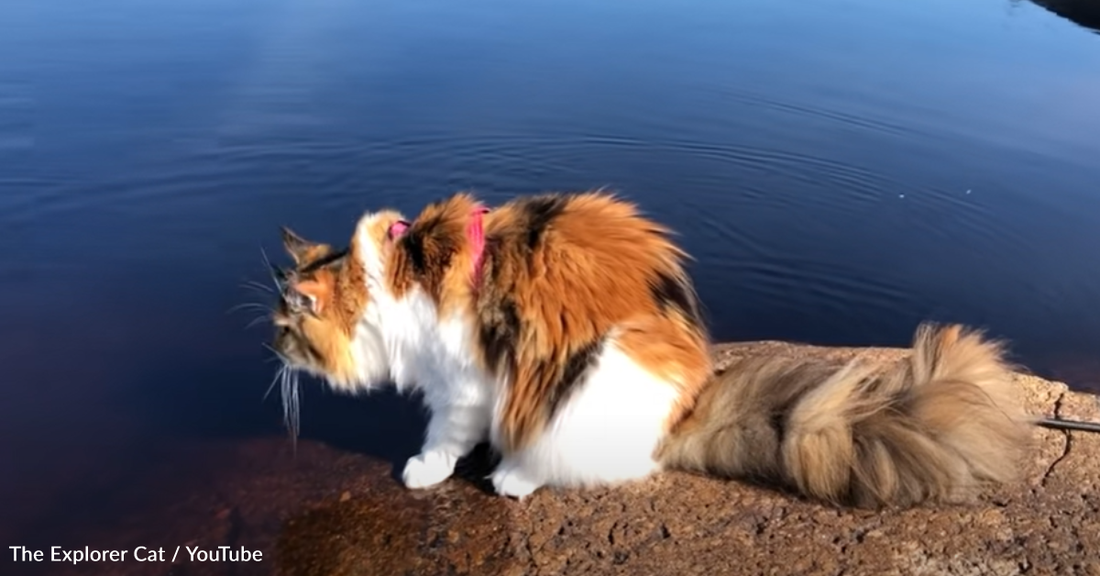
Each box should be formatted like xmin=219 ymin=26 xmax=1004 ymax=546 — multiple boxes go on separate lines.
xmin=402 ymin=450 xmax=457 ymax=489
xmin=491 ymin=466 xmax=543 ymax=500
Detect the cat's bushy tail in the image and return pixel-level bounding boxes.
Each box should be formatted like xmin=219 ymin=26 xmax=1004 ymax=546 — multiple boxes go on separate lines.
xmin=658 ymin=323 xmax=1033 ymax=508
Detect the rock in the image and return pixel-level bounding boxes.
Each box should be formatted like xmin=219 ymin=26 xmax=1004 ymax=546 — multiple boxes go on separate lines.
xmin=273 ymin=341 xmax=1100 ymax=576
xmin=25 ymin=341 xmax=1098 ymax=576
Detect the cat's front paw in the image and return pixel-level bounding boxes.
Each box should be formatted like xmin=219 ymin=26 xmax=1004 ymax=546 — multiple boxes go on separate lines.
xmin=490 ymin=465 xmax=543 ymax=500
xmin=402 ymin=450 xmax=458 ymax=489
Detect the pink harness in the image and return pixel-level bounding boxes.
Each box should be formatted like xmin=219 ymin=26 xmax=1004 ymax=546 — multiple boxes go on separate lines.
xmin=468 ymin=206 xmax=490 ymax=288
xmin=388 ymin=206 xmax=490 ymax=289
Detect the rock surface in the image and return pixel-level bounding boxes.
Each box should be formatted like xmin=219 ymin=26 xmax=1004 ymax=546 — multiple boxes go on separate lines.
xmin=28 ymin=341 xmax=1100 ymax=576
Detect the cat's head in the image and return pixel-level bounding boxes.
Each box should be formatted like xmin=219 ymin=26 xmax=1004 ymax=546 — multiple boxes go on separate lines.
xmin=270 ymin=195 xmax=486 ymax=400
xmin=270 ymin=223 xmax=394 ymax=392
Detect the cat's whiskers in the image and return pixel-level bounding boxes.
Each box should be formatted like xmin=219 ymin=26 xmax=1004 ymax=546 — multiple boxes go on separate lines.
xmin=263 ymin=364 xmax=286 ymax=401
xmin=227 ymin=302 xmax=271 ymax=315
xmin=241 ymin=280 xmax=274 ymax=295
xmin=244 ymin=315 xmax=271 ymax=330
xmin=280 ymin=365 xmax=302 ymax=448
xmin=261 ymin=341 xmax=302 ymax=443
xmin=227 ymin=299 xmax=274 ymax=331
xmin=260 ymin=246 xmax=286 ymax=293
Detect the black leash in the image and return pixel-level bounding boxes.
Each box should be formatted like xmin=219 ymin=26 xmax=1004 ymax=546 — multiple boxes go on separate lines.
xmin=1038 ymin=417 xmax=1100 ymax=433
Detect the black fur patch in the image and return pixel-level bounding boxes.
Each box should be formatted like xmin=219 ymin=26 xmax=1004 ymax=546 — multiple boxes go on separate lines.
xmin=299 ymin=248 xmax=349 ymax=275
xmin=650 ymin=270 xmax=703 ymax=325
xmin=400 ymin=201 xmax=462 ymax=277
xmin=520 ymin=195 xmax=568 ymax=249
xmin=545 ymin=338 xmax=603 ymax=418
xmin=479 ymin=296 xmax=521 ymax=373
xmin=401 ymin=230 xmax=428 ymax=274
xmin=398 ymin=215 xmax=465 ymax=301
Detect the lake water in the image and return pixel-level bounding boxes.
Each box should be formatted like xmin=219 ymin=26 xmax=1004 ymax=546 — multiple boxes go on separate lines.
xmin=2 ymin=0 xmax=1099 ymax=569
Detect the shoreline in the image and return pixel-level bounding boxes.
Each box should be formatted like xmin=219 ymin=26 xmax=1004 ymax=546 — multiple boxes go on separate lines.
xmin=11 ymin=341 xmax=1100 ymax=576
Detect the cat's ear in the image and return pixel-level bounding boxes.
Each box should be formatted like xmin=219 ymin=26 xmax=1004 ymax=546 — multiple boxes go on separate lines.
xmin=387 ymin=220 xmax=411 ymax=242
xmin=281 ymin=226 xmax=315 ymax=263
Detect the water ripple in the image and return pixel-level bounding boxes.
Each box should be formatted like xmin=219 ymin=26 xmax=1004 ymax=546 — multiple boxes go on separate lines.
xmin=716 ymin=88 xmax=924 ymax=140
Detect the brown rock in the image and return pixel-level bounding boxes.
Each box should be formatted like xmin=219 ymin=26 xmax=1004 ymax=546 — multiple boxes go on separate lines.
xmin=27 ymin=341 xmax=1099 ymax=576
xmin=270 ymin=341 xmax=1100 ymax=576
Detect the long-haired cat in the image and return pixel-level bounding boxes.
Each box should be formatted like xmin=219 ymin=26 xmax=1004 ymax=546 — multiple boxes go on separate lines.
xmin=269 ymin=191 xmax=1032 ymax=508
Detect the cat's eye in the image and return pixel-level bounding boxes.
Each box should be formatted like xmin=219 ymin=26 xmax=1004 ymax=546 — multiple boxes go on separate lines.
xmin=284 ymin=288 xmax=319 ymax=316
xmin=302 ymin=293 xmax=318 ymax=314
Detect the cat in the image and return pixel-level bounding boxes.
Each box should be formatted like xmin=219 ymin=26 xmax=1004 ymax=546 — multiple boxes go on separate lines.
xmin=268 ymin=190 xmax=1032 ymax=508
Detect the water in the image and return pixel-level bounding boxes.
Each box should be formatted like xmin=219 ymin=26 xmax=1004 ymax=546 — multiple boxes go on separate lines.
xmin=2 ymin=0 xmax=1099 ymax=568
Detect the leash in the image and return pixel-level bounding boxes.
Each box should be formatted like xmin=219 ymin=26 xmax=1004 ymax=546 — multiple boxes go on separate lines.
xmin=1038 ymin=417 xmax=1100 ymax=433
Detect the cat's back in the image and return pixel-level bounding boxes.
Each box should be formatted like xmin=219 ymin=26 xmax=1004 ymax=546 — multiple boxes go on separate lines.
xmin=475 ymin=191 xmax=711 ymax=453
xmin=484 ymin=191 xmax=691 ymax=283
xmin=480 ymin=191 xmax=703 ymax=338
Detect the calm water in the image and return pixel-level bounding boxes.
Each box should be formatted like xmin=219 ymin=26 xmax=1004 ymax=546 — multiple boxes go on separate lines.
xmin=2 ymin=0 xmax=1099 ymax=561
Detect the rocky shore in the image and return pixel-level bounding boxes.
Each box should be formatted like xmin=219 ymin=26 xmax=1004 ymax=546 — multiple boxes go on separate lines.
xmin=30 ymin=340 xmax=1100 ymax=576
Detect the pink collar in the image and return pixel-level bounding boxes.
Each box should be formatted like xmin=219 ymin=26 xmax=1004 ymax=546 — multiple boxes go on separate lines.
xmin=468 ymin=206 xmax=490 ymax=287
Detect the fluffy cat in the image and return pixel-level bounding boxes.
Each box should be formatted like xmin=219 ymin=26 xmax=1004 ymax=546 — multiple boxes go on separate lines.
xmin=268 ymin=190 xmax=1032 ymax=508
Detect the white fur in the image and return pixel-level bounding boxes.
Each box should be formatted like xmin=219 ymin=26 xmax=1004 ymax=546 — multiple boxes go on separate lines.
xmin=490 ymin=342 xmax=677 ymax=498
xmin=341 ymin=212 xmax=678 ymax=497
xmin=346 ymin=213 xmax=495 ymax=488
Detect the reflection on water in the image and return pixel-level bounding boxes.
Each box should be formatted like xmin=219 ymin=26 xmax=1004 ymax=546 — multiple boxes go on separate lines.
xmin=1 ymin=0 xmax=1100 ymax=568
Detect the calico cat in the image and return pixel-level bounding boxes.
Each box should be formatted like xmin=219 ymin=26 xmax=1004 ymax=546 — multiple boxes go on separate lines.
xmin=268 ymin=191 xmax=1032 ymax=508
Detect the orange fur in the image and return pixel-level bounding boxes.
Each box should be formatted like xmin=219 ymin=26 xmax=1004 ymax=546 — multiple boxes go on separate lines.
xmin=386 ymin=193 xmax=483 ymax=318
xmin=271 ymin=228 xmax=368 ymax=386
xmin=386 ymin=191 xmax=711 ymax=452
xmin=268 ymin=191 xmax=1031 ymax=507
